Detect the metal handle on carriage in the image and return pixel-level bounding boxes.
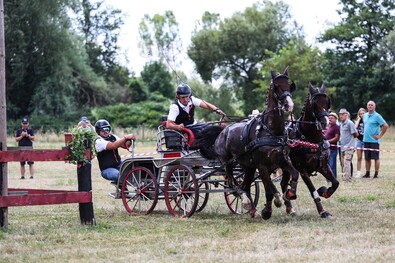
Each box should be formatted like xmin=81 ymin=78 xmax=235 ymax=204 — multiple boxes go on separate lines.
xmin=128 ymin=139 xmax=135 ymax=157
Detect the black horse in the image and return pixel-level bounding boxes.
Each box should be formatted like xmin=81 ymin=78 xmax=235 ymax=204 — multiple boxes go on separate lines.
xmin=197 ymin=67 xmax=300 ymax=220
xmin=283 ymin=83 xmax=339 ymax=218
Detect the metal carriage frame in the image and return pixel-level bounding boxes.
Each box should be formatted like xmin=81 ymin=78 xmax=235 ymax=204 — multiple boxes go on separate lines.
xmin=109 ymin=123 xmax=261 ymax=218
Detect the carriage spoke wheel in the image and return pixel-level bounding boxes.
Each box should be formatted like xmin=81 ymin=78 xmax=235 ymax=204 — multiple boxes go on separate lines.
xmin=195 ymin=181 xmax=209 ymax=213
xmin=224 ymin=172 xmax=260 ymax=215
xmin=164 ymin=165 xmax=199 ymax=218
xmin=122 ymin=167 xmax=158 ymax=216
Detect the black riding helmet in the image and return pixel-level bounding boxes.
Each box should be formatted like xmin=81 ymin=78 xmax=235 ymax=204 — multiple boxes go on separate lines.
xmin=176 ymin=84 xmax=192 ymax=97
xmin=94 ymin=119 xmax=111 ymax=134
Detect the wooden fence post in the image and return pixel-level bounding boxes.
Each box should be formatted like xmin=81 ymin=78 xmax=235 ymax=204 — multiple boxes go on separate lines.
xmin=77 ymin=142 xmax=95 ymax=225
xmin=77 ymin=161 xmax=95 ymax=225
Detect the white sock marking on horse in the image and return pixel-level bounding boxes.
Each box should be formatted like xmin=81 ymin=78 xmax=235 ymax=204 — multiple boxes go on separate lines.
xmin=241 ymin=193 xmax=251 ymax=210
xmin=313 ymin=190 xmax=320 ymax=199
xmin=286 ymin=97 xmax=294 ymax=112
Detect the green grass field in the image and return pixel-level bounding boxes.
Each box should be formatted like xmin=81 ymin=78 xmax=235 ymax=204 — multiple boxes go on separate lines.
xmin=1 ymin=129 xmax=394 ymax=262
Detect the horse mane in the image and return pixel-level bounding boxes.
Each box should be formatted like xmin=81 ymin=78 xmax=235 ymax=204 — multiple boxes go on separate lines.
xmin=299 ymin=93 xmax=310 ymax=117
xmin=264 ymin=84 xmax=271 ymax=108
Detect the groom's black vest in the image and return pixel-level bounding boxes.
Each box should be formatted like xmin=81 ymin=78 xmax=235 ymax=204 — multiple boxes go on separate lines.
xmin=174 ymin=98 xmax=195 ymax=126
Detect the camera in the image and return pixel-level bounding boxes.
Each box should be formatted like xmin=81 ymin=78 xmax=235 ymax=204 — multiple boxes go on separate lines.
xmin=22 ymin=129 xmax=27 ymax=132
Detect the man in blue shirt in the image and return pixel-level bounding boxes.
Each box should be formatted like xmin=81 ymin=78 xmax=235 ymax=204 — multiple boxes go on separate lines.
xmin=362 ymin=101 xmax=388 ymax=178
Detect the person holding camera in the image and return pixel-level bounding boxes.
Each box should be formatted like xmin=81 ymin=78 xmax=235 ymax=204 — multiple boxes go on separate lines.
xmin=15 ymin=117 xmax=35 ymax=179
xmin=77 ymin=116 xmax=94 ymax=131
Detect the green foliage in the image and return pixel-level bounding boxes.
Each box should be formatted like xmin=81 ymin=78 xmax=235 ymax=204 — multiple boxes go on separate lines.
xmin=257 ymin=38 xmax=324 ymax=116
xmin=320 ymin=0 xmax=395 ymax=118
xmin=77 ymin=0 xmax=125 ymax=79
xmin=5 ymin=0 xmax=81 ymax=118
xmin=140 ymin=61 xmax=174 ymax=99
xmin=66 ymin=127 xmax=97 ymax=165
xmin=91 ymin=93 xmax=170 ymax=129
xmin=188 ymin=0 xmax=296 ymax=114
xmin=5 ymin=0 xmax=129 ymax=122
xmin=189 ymin=78 xmax=238 ymax=120
xmin=138 ymin=10 xmax=182 ymax=69
xmin=129 ymin=78 xmax=149 ymax=102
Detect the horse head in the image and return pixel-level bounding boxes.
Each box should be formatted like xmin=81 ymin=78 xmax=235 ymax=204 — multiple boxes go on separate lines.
xmin=308 ymin=82 xmax=331 ymax=130
xmin=270 ymin=67 xmax=296 ymax=112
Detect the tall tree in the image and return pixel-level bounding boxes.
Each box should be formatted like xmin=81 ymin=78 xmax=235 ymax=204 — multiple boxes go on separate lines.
xmin=5 ymin=0 xmax=82 ymax=118
xmin=188 ymin=0 xmax=294 ymax=115
xmin=140 ymin=61 xmax=174 ymax=99
xmin=320 ymin=0 xmax=395 ymax=117
xmin=75 ymin=0 xmax=130 ymax=107
xmin=78 ymin=0 xmax=125 ymax=79
xmin=258 ymin=38 xmax=325 ymax=115
xmin=369 ymin=29 xmax=395 ymax=119
xmin=138 ymin=11 xmax=183 ymax=70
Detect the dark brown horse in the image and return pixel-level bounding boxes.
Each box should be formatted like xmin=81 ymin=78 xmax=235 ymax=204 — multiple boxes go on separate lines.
xmin=197 ymin=67 xmax=300 ymax=220
xmin=283 ymin=83 xmax=339 ymax=218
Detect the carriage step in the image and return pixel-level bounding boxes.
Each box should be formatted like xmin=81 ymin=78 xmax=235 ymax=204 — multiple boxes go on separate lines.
xmin=108 ymin=192 xmax=135 ymax=199
xmin=108 ymin=192 xmax=121 ymax=199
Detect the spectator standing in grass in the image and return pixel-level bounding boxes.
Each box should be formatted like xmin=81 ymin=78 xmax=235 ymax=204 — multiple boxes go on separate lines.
xmin=354 ymin=107 xmax=366 ymax=178
xmin=15 ymin=117 xmax=35 ymax=179
xmin=362 ymin=101 xmax=388 ymax=179
xmin=339 ymin=109 xmax=358 ymax=182
xmin=324 ymin=112 xmax=340 ymax=179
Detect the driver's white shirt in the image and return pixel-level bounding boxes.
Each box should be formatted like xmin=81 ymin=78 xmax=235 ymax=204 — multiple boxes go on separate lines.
xmin=167 ymin=96 xmax=202 ymax=122
xmin=95 ymin=134 xmax=120 ymax=153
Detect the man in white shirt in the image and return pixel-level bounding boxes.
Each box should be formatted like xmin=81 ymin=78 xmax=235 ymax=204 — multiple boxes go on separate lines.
xmin=166 ymin=84 xmax=224 ymax=135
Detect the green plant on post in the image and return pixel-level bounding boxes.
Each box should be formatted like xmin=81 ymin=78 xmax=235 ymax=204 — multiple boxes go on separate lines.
xmin=66 ymin=128 xmax=97 ymax=165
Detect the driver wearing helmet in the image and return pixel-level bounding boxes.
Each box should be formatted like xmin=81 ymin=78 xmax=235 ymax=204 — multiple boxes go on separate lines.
xmin=166 ymin=84 xmax=224 ymax=134
xmin=94 ymin=119 xmax=136 ymax=186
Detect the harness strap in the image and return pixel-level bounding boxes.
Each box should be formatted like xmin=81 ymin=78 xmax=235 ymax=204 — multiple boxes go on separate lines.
xmin=245 ymin=136 xmax=287 ymax=153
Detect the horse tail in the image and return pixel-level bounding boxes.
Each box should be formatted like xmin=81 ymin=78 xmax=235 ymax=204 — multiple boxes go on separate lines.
xmin=194 ymin=125 xmax=225 ymax=160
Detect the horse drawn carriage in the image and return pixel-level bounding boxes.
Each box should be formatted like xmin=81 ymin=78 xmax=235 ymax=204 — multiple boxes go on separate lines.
xmin=107 ymin=67 xmax=338 ymax=219
xmin=108 ymin=121 xmax=260 ymax=218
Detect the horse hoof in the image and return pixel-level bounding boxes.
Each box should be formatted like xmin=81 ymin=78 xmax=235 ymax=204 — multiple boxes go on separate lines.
xmin=286 ymin=207 xmax=296 ymax=216
xmin=317 ymin=186 xmax=328 ymax=197
xmin=249 ymin=209 xmax=261 ymax=218
xmin=274 ymin=192 xmax=282 ymax=208
xmin=261 ymin=207 xmax=272 ymax=220
xmin=241 ymin=193 xmax=252 ymax=210
xmin=320 ymin=211 xmax=332 ymax=218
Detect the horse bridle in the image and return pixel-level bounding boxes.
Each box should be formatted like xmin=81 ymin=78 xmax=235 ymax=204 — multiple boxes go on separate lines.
xmin=310 ymin=93 xmax=331 ymax=119
xmin=271 ymin=74 xmax=295 ymax=108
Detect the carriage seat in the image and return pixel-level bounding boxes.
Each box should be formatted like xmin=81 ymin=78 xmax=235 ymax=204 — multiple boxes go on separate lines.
xmin=160 ymin=116 xmax=194 ymax=150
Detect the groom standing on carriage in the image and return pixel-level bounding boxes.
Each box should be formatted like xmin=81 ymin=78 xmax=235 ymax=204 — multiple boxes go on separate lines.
xmin=166 ymin=84 xmax=224 ymax=136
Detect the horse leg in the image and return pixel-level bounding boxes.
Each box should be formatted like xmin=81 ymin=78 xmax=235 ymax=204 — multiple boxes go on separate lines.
xmin=282 ymin=161 xmax=299 ymax=201
xmin=269 ymin=180 xmax=282 ymax=208
xmin=317 ymin=165 xmax=339 ymax=199
xmin=300 ymin=171 xmax=332 ymax=218
xmin=242 ymin=167 xmax=260 ymax=217
xmin=259 ymin=169 xmax=274 ymax=220
xmin=225 ymin=163 xmax=243 ymax=197
xmin=280 ymin=169 xmax=296 ymax=215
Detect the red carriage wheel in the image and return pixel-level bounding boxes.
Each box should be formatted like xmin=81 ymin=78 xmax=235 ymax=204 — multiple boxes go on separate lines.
xmin=195 ymin=181 xmax=209 ymax=213
xmin=122 ymin=167 xmax=158 ymax=215
xmin=224 ymin=171 xmax=260 ymax=215
xmin=164 ymin=165 xmax=199 ymax=218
